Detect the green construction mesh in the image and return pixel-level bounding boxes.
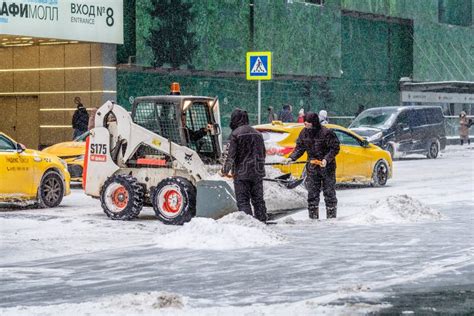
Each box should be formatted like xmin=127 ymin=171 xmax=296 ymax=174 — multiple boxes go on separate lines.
xmin=254 ymin=0 xmax=342 ymax=77
xmin=135 ymin=0 xmax=249 ymax=71
xmin=439 ymin=0 xmax=472 ymax=27
xmin=120 ymin=0 xmax=472 ymax=136
xmin=341 ymin=0 xmax=439 ymax=22
xmin=413 ymin=20 xmax=474 ymax=82
xmin=117 ymin=0 xmax=137 ymax=64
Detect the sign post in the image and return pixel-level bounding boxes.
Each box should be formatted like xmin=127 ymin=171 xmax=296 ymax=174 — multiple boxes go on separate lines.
xmin=246 ymin=52 xmax=272 ymax=124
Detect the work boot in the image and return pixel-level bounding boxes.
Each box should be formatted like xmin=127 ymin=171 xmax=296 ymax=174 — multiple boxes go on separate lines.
xmin=326 ymin=207 xmax=337 ymax=219
xmin=308 ymin=207 xmax=319 ymax=219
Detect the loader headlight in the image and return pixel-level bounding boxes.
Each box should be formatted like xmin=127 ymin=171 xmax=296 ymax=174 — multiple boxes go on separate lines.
xmin=367 ymin=132 xmax=383 ymax=143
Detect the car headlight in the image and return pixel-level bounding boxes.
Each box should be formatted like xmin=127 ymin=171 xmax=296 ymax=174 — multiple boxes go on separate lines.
xmin=74 ymin=155 xmax=84 ymax=161
xmin=59 ymin=159 xmax=68 ymax=170
xmin=366 ymin=132 xmax=383 ymax=143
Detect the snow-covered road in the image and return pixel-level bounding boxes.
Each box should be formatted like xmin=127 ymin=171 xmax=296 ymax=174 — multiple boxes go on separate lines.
xmin=1 ymin=145 xmax=473 ymax=315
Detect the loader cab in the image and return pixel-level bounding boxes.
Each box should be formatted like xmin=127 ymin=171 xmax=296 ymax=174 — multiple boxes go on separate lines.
xmin=131 ymin=95 xmax=222 ymax=163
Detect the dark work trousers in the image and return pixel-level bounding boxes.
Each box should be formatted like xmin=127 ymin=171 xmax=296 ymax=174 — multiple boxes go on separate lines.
xmin=233 ymin=178 xmax=267 ymax=222
xmin=306 ymin=167 xmax=337 ymax=209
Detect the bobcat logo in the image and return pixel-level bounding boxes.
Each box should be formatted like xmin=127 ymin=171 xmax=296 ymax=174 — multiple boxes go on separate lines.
xmin=185 ymin=153 xmax=193 ymax=163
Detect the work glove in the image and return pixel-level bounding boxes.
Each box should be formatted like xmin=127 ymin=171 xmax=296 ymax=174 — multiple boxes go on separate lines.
xmin=282 ymin=157 xmax=293 ymax=165
xmin=320 ymin=159 xmax=327 ymax=168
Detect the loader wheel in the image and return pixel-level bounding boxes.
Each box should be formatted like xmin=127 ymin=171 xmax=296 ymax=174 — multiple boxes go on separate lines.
xmin=37 ymin=170 xmax=65 ymax=208
xmin=100 ymin=175 xmax=144 ymax=220
xmin=152 ymin=177 xmax=196 ymax=225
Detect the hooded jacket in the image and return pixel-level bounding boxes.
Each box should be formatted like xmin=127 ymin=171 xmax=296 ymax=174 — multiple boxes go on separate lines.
xmin=319 ymin=110 xmax=328 ymax=124
xmin=72 ymin=104 xmax=89 ymax=131
xmin=222 ymin=109 xmax=266 ymax=179
xmin=278 ymin=105 xmax=294 ymax=123
xmin=289 ymin=112 xmax=340 ymax=171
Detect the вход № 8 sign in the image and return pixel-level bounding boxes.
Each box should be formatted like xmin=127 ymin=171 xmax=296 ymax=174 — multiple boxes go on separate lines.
xmin=0 ymin=0 xmax=123 ymax=44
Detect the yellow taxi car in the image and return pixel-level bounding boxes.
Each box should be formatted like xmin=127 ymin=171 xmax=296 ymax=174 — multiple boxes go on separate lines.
xmin=0 ymin=132 xmax=71 ymax=207
xmin=42 ymin=132 xmax=87 ymax=182
xmin=254 ymin=122 xmax=392 ymax=186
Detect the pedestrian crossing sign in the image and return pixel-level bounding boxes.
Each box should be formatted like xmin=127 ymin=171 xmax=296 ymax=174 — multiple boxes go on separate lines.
xmin=246 ymin=51 xmax=272 ymax=80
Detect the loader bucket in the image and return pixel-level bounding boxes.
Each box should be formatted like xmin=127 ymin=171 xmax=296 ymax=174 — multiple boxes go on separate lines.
xmin=196 ymin=180 xmax=238 ymax=219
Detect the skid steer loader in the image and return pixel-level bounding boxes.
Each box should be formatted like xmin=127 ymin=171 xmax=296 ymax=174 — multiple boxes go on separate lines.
xmin=84 ymin=88 xmax=306 ymax=225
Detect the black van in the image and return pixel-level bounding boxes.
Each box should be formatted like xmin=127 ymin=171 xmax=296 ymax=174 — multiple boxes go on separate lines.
xmin=349 ymin=106 xmax=446 ymax=159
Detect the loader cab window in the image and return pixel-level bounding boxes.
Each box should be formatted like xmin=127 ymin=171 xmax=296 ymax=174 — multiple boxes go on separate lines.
xmin=183 ymin=101 xmax=218 ymax=161
xmin=132 ymin=101 xmax=182 ymax=145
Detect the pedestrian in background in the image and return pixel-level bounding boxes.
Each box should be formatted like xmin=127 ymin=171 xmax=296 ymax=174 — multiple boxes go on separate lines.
xmin=278 ymin=104 xmax=294 ymax=122
xmin=72 ymin=97 xmax=89 ymax=139
xmin=355 ymin=104 xmax=365 ymax=117
xmin=284 ymin=112 xmax=340 ymax=219
xmin=297 ymin=108 xmax=305 ymax=123
xmin=267 ymin=106 xmax=277 ymax=123
xmin=221 ymin=108 xmax=267 ymax=222
xmin=459 ymin=111 xmax=470 ymax=146
xmin=319 ymin=110 xmax=329 ymax=124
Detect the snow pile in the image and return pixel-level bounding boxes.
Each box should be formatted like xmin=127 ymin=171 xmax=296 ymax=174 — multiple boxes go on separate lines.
xmin=154 ymin=212 xmax=287 ymax=250
xmin=0 ymin=290 xmax=388 ymax=316
xmin=112 ymin=291 xmax=185 ymax=310
xmin=1 ymin=291 xmax=186 ymax=316
xmin=342 ymin=195 xmax=443 ymax=225
xmin=263 ymin=167 xmax=307 ymax=211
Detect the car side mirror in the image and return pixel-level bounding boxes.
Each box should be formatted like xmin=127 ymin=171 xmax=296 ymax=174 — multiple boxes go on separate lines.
xmin=361 ymin=139 xmax=370 ymax=148
xmin=16 ymin=143 xmax=26 ymax=153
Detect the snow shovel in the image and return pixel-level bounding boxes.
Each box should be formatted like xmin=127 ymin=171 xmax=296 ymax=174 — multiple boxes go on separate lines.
xmin=263 ymin=159 xmax=324 ymax=189
xmin=263 ymin=173 xmax=305 ymax=189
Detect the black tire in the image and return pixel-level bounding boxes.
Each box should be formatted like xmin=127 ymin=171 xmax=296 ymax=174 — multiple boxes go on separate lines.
xmin=371 ymin=160 xmax=389 ymax=187
xmin=427 ymin=141 xmax=439 ymax=159
xmin=37 ymin=170 xmax=65 ymax=208
xmin=100 ymin=175 xmax=144 ymax=220
xmin=151 ymin=177 xmax=196 ymax=225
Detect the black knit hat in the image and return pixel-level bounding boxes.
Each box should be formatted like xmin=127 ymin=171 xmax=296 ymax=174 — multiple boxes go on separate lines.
xmin=304 ymin=112 xmax=322 ymax=130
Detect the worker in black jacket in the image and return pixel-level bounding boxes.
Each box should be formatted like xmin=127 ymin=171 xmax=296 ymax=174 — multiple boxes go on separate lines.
xmin=221 ymin=109 xmax=267 ymax=222
xmin=72 ymin=97 xmax=89 ymax=139
xmin=285 ymin=112 xmax=340 ymax=219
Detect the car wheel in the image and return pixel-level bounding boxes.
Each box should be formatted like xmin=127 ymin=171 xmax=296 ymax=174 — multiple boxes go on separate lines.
xmin=371 ymin=160 xmax=389 ymax=187
xmin=427 ymin=141 xmax=439 ymax=159
xmin=100 ymin=175 xmax=144 ymax=220
xmin=38 ymin=170 xmax=65 ymax=208
xmin=152 ymin=177 xmax=196 ymax=225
